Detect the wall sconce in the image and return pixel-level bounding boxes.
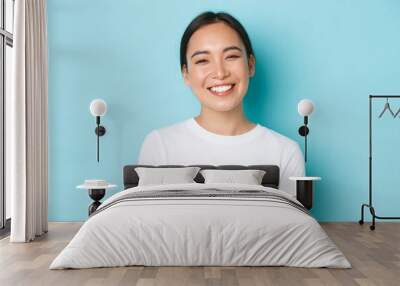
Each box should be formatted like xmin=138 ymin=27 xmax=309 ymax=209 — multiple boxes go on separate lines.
xmin=89 ymin=99 xmax=107 ymax=162
xmin=297 ymin=99 xmax=315 ymax=163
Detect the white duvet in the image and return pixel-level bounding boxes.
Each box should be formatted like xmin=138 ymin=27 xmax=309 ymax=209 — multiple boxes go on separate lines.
xmin=50 ymin=183 xmax=351 ymax=269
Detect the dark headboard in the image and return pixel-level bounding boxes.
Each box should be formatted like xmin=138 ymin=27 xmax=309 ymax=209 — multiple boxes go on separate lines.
xmin=123 ymin=165 xmax=280 ymax=190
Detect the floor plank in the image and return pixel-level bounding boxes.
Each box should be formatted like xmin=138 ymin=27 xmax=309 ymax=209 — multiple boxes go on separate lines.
xmin=0 ymin=222 xmax=399 ymax=286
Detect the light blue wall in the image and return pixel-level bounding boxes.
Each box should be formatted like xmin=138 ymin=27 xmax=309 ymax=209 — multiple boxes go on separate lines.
xmin=47 ymin=0 xmax=400 ymax=221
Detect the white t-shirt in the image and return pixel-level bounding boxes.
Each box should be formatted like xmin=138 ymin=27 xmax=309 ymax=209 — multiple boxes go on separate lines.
xmin=138 ymin=118 xmax=305 ymax=196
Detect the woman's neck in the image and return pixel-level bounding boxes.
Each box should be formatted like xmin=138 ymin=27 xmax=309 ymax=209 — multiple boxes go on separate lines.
xmin=194 ymin=105 xmax=256 ymax=136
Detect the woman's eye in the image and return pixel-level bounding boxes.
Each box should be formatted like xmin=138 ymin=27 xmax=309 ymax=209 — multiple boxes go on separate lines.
xmin=195 ymin=59 xmax=208 ymax=65
xmin=226 ymin=55 xmax=240 ymax=60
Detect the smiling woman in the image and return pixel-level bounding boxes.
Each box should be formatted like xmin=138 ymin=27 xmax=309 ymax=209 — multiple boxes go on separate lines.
xmin=138 ymin=11 xmax=305 ymax=196
xmin=180 ymin=12 xmax=255 ymax=133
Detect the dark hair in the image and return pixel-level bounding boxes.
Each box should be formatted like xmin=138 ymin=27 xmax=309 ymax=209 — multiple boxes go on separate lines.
xmin=180 ymin=11 xmax=255 ymax=70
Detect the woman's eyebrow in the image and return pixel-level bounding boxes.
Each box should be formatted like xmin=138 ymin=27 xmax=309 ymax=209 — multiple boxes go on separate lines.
xmin=223 ymin=46 xmax=242 ymax=53
xmin=190 ymin=46 xmax=242 ymax=59
xmin=191 ymin=50 xmax=209 ymax=59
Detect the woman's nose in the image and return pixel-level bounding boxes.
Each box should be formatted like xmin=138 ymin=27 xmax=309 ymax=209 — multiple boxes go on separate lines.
xmin=212 ymin=61 xmax=230 ymax=79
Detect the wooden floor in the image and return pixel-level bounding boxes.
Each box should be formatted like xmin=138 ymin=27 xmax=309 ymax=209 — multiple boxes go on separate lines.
xmin=0 ymin=222 xmax=399 ymax=286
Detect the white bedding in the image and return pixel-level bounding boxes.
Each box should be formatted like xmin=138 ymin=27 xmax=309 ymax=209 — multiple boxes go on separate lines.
xmin=50 ymin=183 xmax=351 ymax=269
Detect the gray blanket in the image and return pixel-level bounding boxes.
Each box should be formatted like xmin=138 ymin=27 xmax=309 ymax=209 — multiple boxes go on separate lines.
xmin=50 ymin=183 xmax=351 ymax=269
xmin=91 ymin=188 xmax=309 ymax=217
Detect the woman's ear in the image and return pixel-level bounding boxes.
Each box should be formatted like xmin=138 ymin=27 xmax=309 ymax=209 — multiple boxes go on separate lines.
xmin=248 ymin=55 xmax=256 ymax=78
xmin=182 ymin=64 xmax=191 ymax=86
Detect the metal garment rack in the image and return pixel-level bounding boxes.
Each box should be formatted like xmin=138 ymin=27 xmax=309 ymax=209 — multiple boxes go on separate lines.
xmin=359 ymin=95 xmax=400 ymax=230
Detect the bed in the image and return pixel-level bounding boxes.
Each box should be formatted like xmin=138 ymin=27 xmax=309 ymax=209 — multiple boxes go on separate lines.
xmin=49 ymin=165 xmax=351 ymax=269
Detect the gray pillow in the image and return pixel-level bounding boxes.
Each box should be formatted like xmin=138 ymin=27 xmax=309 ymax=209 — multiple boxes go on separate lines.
xmin=200 ymin=169 xmax=266 ymax=185
xmin=135 ymin=167 xmax=201 ymax=186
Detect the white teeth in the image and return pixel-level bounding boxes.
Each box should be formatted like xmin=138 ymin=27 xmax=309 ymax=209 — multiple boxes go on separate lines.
xmin=210 ymin=85 xmax=233 ymax=93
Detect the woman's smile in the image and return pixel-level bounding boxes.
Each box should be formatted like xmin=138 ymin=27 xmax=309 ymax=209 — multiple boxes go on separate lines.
xmin=207 ymin=83 xmax=236 ymax=96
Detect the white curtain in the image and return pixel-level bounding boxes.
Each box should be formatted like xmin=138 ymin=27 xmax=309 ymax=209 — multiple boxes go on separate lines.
xmin=8 ymin=0 xmax=48 ymax=242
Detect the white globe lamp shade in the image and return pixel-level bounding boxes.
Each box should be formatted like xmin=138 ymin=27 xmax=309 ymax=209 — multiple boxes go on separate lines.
xmin=297 ymin=99 xmax=314 ymax=116
xmin=90 ymin=99 xmax=107 ymax=117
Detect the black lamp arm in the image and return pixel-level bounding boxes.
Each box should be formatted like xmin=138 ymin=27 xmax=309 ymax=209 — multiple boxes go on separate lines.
xmin=298 ymin=116 xmax=309 ymax=163
xmin=94 ymin=116 xmax=106 ymax=162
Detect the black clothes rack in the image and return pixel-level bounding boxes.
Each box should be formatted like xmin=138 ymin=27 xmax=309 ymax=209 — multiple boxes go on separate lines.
xmin=359 ymin=95 xmax=400 ymax=230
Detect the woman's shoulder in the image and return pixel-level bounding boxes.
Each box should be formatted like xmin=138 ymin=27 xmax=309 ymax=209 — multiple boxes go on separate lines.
xmin=155 ymin=119 xmax=190 ymax=134
xmin=143 ymin=118 xmax=191 ymax=140
xmin=258 ymin=124 xmax=300 ymax=149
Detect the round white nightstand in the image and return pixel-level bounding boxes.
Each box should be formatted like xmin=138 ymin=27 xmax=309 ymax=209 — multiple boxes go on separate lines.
xmin=289 ymin=176 xmax=321 ymax=210
xmin=289 ymin=176 xmax=321 ymax=181
xmin=77 ymin=181 xmax=117 ymax=216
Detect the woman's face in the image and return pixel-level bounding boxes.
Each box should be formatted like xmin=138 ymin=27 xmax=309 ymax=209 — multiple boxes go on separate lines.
xmin=182 ymin=22 xmax=255 ymax=113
